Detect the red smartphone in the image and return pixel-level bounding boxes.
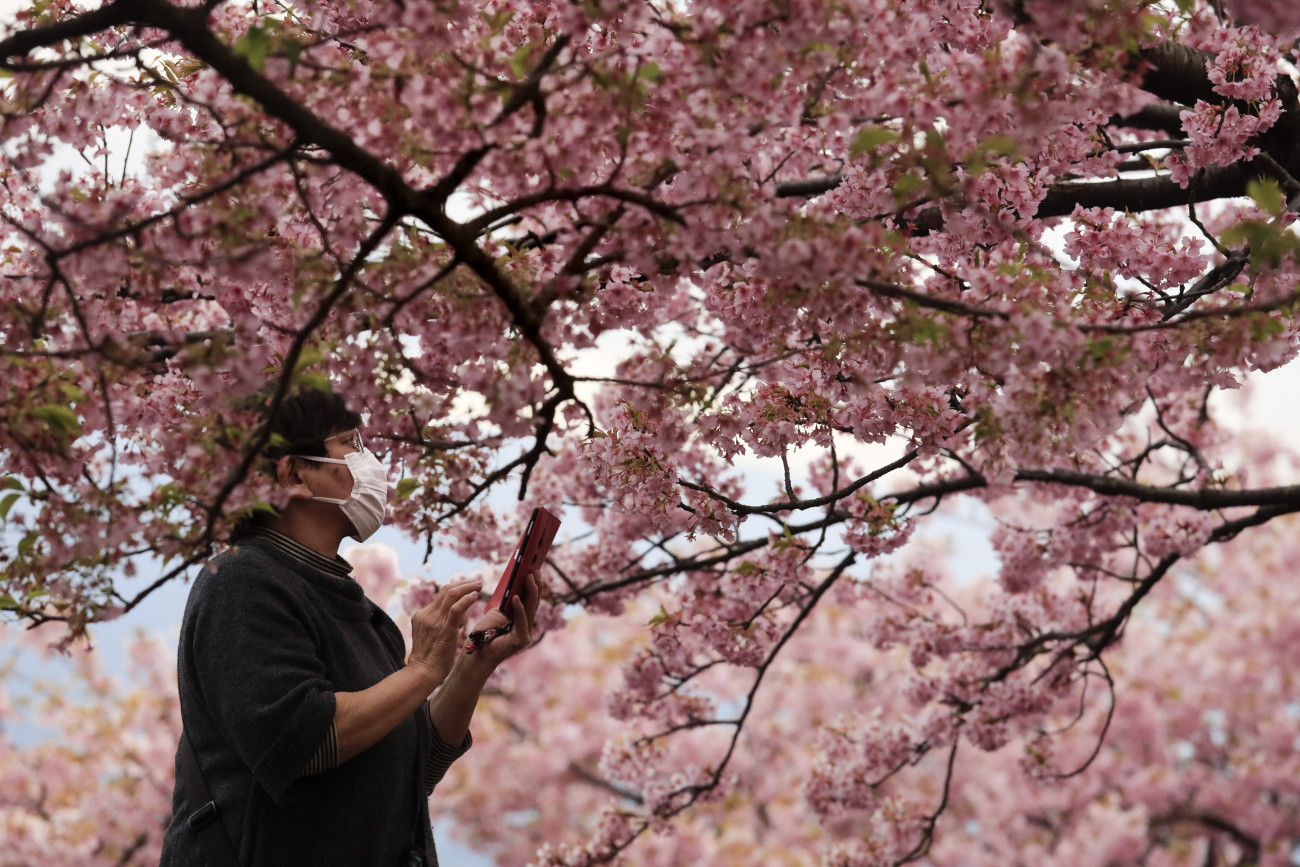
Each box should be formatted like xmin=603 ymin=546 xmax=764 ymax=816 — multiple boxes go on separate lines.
xmin=487 ymin=506 xmax=560 ymax=614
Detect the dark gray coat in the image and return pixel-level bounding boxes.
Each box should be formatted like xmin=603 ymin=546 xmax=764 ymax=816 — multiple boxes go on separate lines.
xmin=160 ymin=538 xmax=439 ymax=866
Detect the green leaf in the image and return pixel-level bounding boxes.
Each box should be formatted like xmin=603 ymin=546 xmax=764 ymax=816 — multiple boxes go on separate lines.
xmin=1247 ymin=178 xmax=1285 ymax=217
xmin=246 ymin=502 xmax=280 ymax=518
xmin=295 ymin=371 xmax=332 ymax=393
xmin=292 ymin=345 xmax=325 ymax=374
xmin=58 ymin=383 xmax=87 ymax=403
xmin=1248 ymin=313 xmax=1287 ymax=340
xmin=176 ymin=58 xmax=207 ymax=78
xmin=480 ymin=8 xmax=515 ymax=36
xmin=978 ymin=134 xmax=1021 ymax=158
xmin=284 ymin=39 xmax=303 ymax=76
xmin=1085 ymin=336 xmax=1131 ymax=365
xmin=648 ymin=605 xmax=670 ymax=628
xmin=33 ymin=404 xmax=81 ymax=439
xmin=234 ymin=25 xmax=273 ymax=73
xmin=511 ymin=42 xmax=533 ymax=79
xmin=892 ymin=173 xmax=925 ymax=204
xmin=1222 ymin=218 xmax=1300 ymax=267
xmin=892 ymin=306 xmax=946 ymax=344
xmin=0 ymin=593 xmax=17 ymax=610
xmin=0 ymin=491 xmax=19 ymax=522
xmin=1221 ymin=220 xmax=1269 ymax=248
xmin=394 ymin=477 xmax=420 ymax=501
xmin=850 ymin=125 xmax=900 ymax=159
xmin=920 ymin=128 xmax=951 ymax=177
xmin=1 ymin=477 xmax=23 ymax=492
xmin=638 ymin=62 xmax=662 ymax=84
xmin=798 ymin=42 xmax=836 ymax=58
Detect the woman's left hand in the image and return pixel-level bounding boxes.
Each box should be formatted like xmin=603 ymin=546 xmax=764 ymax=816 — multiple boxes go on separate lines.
xmin=467 ymin=572 xmax=540 ymax=667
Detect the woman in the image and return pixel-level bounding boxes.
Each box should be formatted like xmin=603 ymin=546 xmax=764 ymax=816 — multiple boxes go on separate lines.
xmin=160 ymin=386 xmax=536 ymax=866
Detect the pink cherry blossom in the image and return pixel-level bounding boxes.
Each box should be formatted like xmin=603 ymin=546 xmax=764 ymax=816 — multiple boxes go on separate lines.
xmin=3 ymin=0 xmax=1300 ymax=863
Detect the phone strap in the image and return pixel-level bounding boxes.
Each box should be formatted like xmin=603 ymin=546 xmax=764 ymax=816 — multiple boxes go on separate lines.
xmin=463 ymin=621 xmax=513 ymax=654
xmin=178 ymin=730 xmax=242 ymax=867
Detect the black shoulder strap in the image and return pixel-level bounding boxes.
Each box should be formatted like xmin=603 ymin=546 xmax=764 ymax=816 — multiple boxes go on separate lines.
xmin=178 ymin=731 xmax=242 ymax=867
xmin=413 ymin=706 xmax=435 ymax=864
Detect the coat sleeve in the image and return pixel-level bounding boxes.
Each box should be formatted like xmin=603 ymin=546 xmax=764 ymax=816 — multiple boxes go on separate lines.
xmin=187 ymin=559 xmax=337 ymax=804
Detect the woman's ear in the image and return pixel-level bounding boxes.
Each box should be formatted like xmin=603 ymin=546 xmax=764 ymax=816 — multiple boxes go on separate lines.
xmin=276 ymin=455 xmax=315 ymax=500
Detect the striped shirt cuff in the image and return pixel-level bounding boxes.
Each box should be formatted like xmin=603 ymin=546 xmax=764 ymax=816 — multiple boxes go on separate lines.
xmin=423 ymin=699 xmax=473 ymax=796
xmin=303 ymin=703 xmax=472 ymax=788
xmin=303 ymin=721 xmax=339 ymax=776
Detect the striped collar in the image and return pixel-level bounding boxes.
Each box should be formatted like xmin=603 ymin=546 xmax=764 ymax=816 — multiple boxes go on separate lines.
xmin=241 ymin=526 xmax=354 ymax=579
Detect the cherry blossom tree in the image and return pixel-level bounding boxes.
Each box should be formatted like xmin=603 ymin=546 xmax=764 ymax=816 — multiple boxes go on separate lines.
xmin=0 ymin=623 xmax=177 ymax=865
xmin=433 ymin=511 xmax=1300 ymax=867
xmin=3 ymin=0 xmax=1300 ymax=862
xmin=5 ymin=514 xmax=1297 ymax=866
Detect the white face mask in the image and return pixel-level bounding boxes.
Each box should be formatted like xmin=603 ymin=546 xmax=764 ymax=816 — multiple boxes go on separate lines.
xmin=291 ymin=448 xmax=389 ymax=541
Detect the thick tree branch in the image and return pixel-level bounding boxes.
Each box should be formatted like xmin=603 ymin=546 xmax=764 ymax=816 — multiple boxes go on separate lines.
xmin=112 ymin=0 xmax=578 ymax=420
xmin=562 ymin=466 xmax=1300 ymax=610
xmin=0 ymin=3 xmax=132 ymax=62
xmin=1006 ymin=469 xmax=1300 ymax=509
xmin=1110 ymin=103 xmax=1186 ymax=136
xmin=1137 ymin=42 xmax=1222 ymax=108
xmin=1150 ymin=811 xmax=1262 ymax=862
xmin=776 ymin=39 xmax=1300 ymax=224
xmin=775 ymin=163 xmax=1256 ymax=219
xmin=125 ymin=0 xmax=423 ymax=211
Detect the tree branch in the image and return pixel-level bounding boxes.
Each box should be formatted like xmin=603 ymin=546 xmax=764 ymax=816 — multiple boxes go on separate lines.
xmin=775 ymin=163 xmax=1256 ymax=220
xmin=0 ymin=3 xmax=132 ymax=63
xmin=776 ymin=38 xmax=1300 ymax=224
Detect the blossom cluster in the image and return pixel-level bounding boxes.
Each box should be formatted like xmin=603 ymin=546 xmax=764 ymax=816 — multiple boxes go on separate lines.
xmin=3 ymin=0 xmax=1300 ymax=862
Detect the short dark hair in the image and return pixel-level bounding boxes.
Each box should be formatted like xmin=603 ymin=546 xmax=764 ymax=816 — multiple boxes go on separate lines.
xmin=230 ymin=384 xmax=362 ymax=540
xmin=258 ymin=385 xmax=362 ymax=464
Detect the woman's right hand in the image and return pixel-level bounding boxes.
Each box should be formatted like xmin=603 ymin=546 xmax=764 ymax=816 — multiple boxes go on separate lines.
xmin=406 ymin=578 xmax=482 ymax=687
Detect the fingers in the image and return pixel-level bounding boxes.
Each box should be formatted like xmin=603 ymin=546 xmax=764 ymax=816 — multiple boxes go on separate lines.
xmin=415 ymin=579 xmax=480 ymax=622
xmin=418 ymin=573 xmax=543 ymax=663
xmin=471 ymin=609 xmax=510 ymax=633
xmin=509 ymin=574 xmax=539 ymax=647
xmin=520 ymin=572 xmax=541 ymax=620
xmin=425 ymin=578 xmax=482 ymax=611
xmin=449 ymin=584 xmax=481 ymax=614
xmin=411 ymin=579 xmax=482 ymax=640
xmin=508 ymin=593 xmax=531 ymax=646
